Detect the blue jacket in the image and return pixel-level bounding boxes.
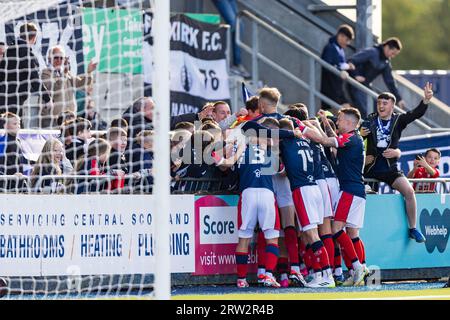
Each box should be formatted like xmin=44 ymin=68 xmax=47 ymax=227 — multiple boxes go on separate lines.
xmin=349 ymin=44 xmax=402 ymax=101
xmin=320 ymin=36 xmax=349 ymax=105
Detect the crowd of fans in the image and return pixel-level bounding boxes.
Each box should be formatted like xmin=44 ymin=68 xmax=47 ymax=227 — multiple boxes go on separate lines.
xmin=0 ymin=22 xmax=443 ymax=199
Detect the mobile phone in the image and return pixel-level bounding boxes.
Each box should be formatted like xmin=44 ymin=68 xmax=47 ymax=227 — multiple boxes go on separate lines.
xmin=415 ymin=154 xmax=423 ymax=160
xmin=361 ymin=120 xmax=370 ymax=129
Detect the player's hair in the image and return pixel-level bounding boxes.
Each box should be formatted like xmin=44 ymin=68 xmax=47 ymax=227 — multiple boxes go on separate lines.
xmin=260 ymin=117 xmax=280 ymax=129
xmin=174 ymin=121 xmax=195 ymax=131
xmin=425 ymin=148 xmax=441 ymax=158
xmin=284 ymin=108 xmax=307 ymax=121
xmin=107 ymin=127 xmax=127 ymax=141
xmin=377 ymin=92 xmax=397 ymax=104
xmin=382 ymin=37 xmax=402 ymax=50
xmin=245 ymin=96 xmax=259 ymax=112
xmin=19 ymin=23 xmax=38 ymax=41
xmin=202 ymin=101 xmax=214 ymax=110
xmin=259 ymin=87 xmax=281 ymax=105
xmin=57 ymin=110 xmax=76 ymax=127
xmin=337 ymin=24 xmax=354 ymax=40
xmin=279 ymin=118 xmax=294 ymax=131
xmin=339 ymin=107 xmax=361 ymax=124
xmin=110 ymin=118 xmax=129 ymax=131
xmin=288 ymin=102 xmax=307 ymax=110
xmin=63 ymin=117 xmax=92 ymax=138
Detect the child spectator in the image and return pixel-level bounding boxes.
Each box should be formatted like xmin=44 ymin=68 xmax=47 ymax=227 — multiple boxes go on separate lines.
xmin=407 ymin=148 xmax=441 ymax=193
xmin=0 ymin=112 xmax=27 ymax=190
xmin=106 ymin=127 xmax=128 ymax=190
xmin=30 ymin=138 xmax=64 ymax=192
xmin=110 ymin=118 xmax=129 ymax=132
xmin=64 ymin=117 xmax=92 ymax=166
xmin=127 ymin=130 xmax=154 ymax=192
xmin=73 ymin=138 xmax=111 ymax=194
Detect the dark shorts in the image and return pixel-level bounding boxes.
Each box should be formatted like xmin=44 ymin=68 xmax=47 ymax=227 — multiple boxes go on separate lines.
xmin=365 ymin=170 xmax=405 ymax=187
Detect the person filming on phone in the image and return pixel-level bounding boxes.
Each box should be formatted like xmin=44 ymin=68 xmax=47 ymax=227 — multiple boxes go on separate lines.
xmin=40 ymin=45 xmax=97 ymax=128
xmin=361 ymin=83 xmax=434 ymax=243
xmin=407 ymin=148 xmax=441 ymax=193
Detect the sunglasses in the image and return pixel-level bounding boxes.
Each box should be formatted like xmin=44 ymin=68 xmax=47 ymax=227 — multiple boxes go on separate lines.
xmin=52 ymin=56 xmax=64 ymax=60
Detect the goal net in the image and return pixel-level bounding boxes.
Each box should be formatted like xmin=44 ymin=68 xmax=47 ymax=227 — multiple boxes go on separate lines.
xmin=0 ymin=0 xmax=175 ymax=300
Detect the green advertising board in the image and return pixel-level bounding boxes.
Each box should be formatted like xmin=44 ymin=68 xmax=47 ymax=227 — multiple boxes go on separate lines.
xmin=82 ymin=7 xmax=143 ymax=74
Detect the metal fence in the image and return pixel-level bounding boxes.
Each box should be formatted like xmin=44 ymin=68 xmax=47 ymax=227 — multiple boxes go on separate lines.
xmin=0 ymin=175 xmax=447 ymax=195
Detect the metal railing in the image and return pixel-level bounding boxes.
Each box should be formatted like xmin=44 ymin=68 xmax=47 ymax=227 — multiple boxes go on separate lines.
xmin=365 ymin=178 xmax=450 ymax=194
xmin=0 ymin=175 xmax=233 ymax=195
xmin=0 ymin=174 xmax=447 ymax=195
xmin=236 ymin=10 xmax=450 ymax=132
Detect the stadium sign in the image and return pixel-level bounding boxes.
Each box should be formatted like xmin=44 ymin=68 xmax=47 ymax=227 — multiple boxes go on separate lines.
xmin=0 ymin=195 xmax=195 ymax=276
xmin=194 ymin=195 xmax=257 ymax=276
xmin=420 ymin=208 xmax=450 ymax=254
xmin=144 ymin=13 xmax=231 ymax=116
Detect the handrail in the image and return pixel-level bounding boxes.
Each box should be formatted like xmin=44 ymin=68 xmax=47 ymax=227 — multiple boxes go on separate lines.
xmin=364 ymin=177 xmax=449 ymax=194
xmin=236 ymin=10 xmax=443 ymax=132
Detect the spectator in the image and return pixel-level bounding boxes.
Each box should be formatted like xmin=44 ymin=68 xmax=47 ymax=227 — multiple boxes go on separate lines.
xmin=122 ymin=97 xmax=154 ymax=139
xmin=212 ymin=101 xmax=231 ymax=123
xmin=211 ymin=0 xmax=250 ymax=78
xmin=0 ymin=42 xmax=6 ymax=61
xmin=73 ymin=138 xmax=111 ymax=194
xmin=0 ymin=112 xmax=26 ymax=176
xmin=407 ymin=148 xmax=441 ymax=193
xmin=174 ymin=130 xmax=221 ymax=192
xmin=174 ymin=121 xmax=195 ymax=134
xmin=106 ymin=127 xmax=128 ymax=190
xmin=0 ymin=23 xmax=52 ymax=116
xmin=170 ymin=129 xmax=192 ymax=179
xmin=126 ymin=130 xmax=154 ymax=192
xmin=348 ymin=37 xmax=405 ymax=118
xmin=30 ymin=138 xmax=64 ymax=192
xmin=170 ymin=101 xmax=215 ymax=130
xmin=320 ymin=24 xmax=355 ymax=110
xmin=212 ymin=100 xmax=248 ymax=130
xmin=40 ymin=45 xmax=97 ymax=128
xmin=64 ymin=117 xmax=92 ymax=166
xmin=78 ymin=97 xmax=107 ymax=131
xmin=57 ymin=110 xmax=76 ymax=128
xmin=363 ymin=83 xmax=434 ymax=243
xmin=110 ymin=118 xmax=129 ymax=132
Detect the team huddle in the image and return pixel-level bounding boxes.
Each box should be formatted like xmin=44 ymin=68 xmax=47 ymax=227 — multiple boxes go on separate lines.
xmin=223 ymin=87 xmax=369 ymax=289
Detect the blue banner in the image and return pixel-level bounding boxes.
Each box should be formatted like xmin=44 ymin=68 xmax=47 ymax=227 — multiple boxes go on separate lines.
xmin=361 ymin=194 xmax=450 ymax=269
xmin=398 ymin=133 xmax=450 ymax=178
xmin=377 ymin=133 xmax=450 ymax=193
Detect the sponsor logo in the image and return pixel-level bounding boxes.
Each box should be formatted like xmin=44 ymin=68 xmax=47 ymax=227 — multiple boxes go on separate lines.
xmin=199 ymin=207 xmax=237 ymax=245
xmin=420 ymin=208 xmax=450 ymax=253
